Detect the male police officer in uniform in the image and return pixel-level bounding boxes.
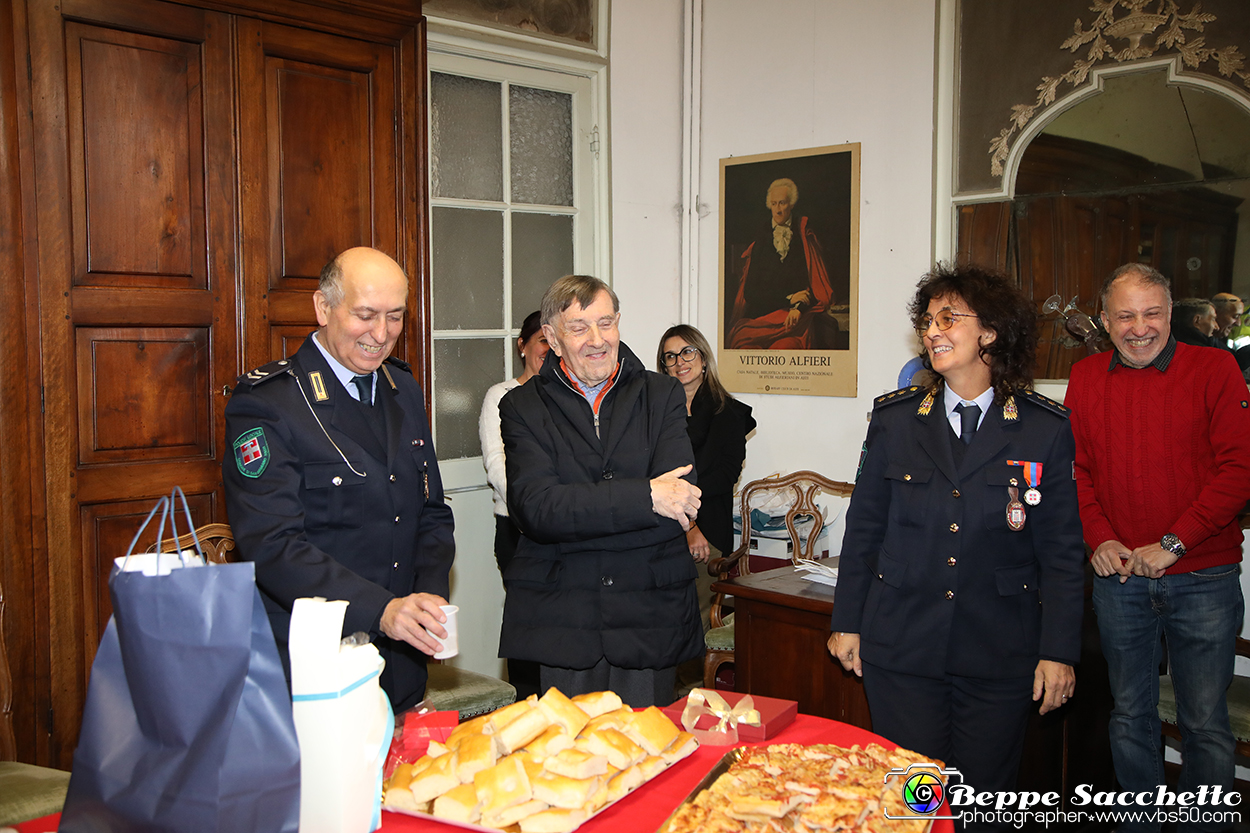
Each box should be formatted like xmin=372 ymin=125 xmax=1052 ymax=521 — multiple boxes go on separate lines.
xmin=224 ymin=246 xmax=455 ymax=711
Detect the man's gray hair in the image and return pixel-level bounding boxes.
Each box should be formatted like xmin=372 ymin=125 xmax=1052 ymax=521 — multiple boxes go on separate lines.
xmin=1100 ymin=263 xmax=1171 ymax=309
xmin=1211 ymin=293 xmax=1244 ymax=313
xmin=541 ymin=275 xmax=619 ymax=326
xmin=319 ymin=255 xmax=346 ymax=308
xmin=1174 ymin=297 xmax=1214 ymax=321
xmin=765 ymin=178 xmax=799 ymax=207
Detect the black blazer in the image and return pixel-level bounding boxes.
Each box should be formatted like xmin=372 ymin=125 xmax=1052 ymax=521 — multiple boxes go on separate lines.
xmin=687 ymin=385 xmax=755 ymax=555
xmin=829 ymin=385 xmax=1085 ymax=680
xmin=223 ymin=335 xmax=455 ymax=710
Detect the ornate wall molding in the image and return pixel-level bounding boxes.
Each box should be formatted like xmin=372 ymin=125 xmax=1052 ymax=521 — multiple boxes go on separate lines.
xmin=990 ymin=0 xmax=1250 ymax=177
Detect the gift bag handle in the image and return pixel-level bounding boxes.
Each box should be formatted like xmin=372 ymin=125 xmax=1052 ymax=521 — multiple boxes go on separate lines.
xmin=120 ymin=496 xmax=171 ymax=573
xmin=162 ymin=486 xmax=206 ymax=564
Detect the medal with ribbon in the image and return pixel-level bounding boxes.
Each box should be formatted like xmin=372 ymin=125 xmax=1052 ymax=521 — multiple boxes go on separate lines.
xmin=1006 ymin=459 xmax=1043 ymax=506
xmin=679 ymin=689 xmax=761 ymax=745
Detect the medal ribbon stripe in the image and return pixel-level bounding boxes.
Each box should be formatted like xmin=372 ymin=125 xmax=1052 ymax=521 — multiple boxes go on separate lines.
xmin=1005 ymin=460 xmax=1042 ymax=488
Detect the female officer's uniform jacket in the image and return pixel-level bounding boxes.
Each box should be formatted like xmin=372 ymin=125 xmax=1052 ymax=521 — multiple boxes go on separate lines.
xmin=830 ymin=384 xmax=1085 ymax=680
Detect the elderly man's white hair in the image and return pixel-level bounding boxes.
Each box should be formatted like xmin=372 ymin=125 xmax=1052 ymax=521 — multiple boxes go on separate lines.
xmin=765 ymin=177 xmax=799 ymax=207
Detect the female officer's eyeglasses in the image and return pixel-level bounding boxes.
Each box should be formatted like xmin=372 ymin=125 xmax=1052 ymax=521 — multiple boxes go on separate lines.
xmin=661 ymin=346 xmax=701 ymax=366
xmin=915 ymin=310 xmax=979 ymax=335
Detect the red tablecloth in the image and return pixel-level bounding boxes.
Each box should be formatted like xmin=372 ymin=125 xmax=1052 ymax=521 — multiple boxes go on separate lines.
xmin=19 ymin=714 xmax=954 ymax=833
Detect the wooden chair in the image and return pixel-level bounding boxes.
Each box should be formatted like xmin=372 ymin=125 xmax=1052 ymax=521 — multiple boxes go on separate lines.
xmin=145 ymin=521 xmax=237 ymax=564
xmin=152 ymin=523 xmax=516 ymax=722
xmin=1158 ymin=636 xmax=1250 ymax=761
xmin=703 ymin=471 xmax=854 ymax=689
xmin=1 ymin=577 xmax=71 ymax=825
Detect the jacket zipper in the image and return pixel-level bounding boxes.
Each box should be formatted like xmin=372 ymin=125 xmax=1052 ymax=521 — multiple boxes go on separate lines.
xmin=556 ymin=371 xmax=602 ymax=437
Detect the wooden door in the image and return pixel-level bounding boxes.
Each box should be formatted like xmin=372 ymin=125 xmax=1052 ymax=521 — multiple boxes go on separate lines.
xmin=10 ymin=0 xmax=426 ymax=768
xmin=236 ymin=18 xmax=421 ymax=371
xmin=26 ymin=0 xmax=238 ymax=763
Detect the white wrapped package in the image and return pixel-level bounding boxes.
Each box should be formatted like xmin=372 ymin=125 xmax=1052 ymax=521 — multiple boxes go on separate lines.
xmin=290 ymin=597 xmax=392 ymax=833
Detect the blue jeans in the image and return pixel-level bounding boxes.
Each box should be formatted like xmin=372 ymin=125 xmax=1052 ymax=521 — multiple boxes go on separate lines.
xmin=1092 ymin=564 xmax=1243 ymax=833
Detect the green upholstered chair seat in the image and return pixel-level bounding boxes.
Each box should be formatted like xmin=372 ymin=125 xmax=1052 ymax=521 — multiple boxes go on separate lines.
xmin=0 ymin=761 xmax=71 ymax=826
xmin=424 ymin=663 xmax=517 ymax=720
xmin=704 ymin=613 xmax=735 ymax=652
xmin=1158 ymin=673 xmax=1250 ymax=743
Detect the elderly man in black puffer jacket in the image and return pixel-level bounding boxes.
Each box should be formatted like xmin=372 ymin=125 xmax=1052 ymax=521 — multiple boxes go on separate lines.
xmin=498 ymin=274 xmax=704 ymax=707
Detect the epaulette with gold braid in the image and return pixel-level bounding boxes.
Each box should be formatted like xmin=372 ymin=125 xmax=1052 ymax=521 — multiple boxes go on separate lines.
xmin=1016 ymin=388 xmax=1069 ymax=418
xmin=872 ymin=385 xmax=928 ymax=409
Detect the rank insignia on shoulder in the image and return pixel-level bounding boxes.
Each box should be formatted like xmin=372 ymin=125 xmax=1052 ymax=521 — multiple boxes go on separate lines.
xmin=238 ymin=358 xmax=293 ymax=388
xmin=871 ymin=385 xmax=929 ymax=413
xmin=233 ymin=427 xmax=270 ymax=478
xmin=1017 ymin=388 xmax=1069 ymax=417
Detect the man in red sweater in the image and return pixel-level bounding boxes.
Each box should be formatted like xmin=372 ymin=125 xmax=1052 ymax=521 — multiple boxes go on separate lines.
xmin=1066 ymin=263 xmax=1250 ymax=829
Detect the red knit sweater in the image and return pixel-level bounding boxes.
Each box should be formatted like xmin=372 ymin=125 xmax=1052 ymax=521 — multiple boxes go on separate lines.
xmin=1065 ymin=342 xmax=1250 ymax=573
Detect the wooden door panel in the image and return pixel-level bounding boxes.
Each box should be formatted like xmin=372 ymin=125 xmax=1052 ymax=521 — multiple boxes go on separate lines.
xmin=69 ymin=25 xmax=204 ymax=285
xmin=271 ymin=325 xmax=314 ymax=360
xmin=75 ymin=327 xmax=211 ymax=464
xmin=270 ymin=63 xmax=373 ymax=279
xmin=238 ymin=18 xmax=401 ymax=370
xmin=80 ymin=491 xmax=216 ymax=641
xmin=27 ymin=0 xmax=237 ymax=766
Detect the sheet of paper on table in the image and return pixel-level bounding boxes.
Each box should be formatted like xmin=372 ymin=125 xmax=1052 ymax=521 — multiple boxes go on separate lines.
xmin=795 ymin=558 xmax=837 ymax=586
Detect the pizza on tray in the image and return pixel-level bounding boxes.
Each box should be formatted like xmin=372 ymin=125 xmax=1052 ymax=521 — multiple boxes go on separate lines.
xmin=661 ymin=742 xmax=946 ymax=833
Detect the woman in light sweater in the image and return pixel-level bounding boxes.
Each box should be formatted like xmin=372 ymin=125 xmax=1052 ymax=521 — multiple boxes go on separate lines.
xmin=479 ymin=310 xmax=547 ymax=698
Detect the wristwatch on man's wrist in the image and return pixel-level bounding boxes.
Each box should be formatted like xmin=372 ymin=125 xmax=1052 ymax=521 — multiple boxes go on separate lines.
xmin=1160 ymin=533 xmax=1186 ymax=558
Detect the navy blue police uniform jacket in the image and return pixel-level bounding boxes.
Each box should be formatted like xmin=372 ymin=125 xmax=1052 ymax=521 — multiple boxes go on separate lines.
xmin=222 ymin=334 xmax=455 ymax=710
xmin=828 ymin=385 xmax=1085 ymax=680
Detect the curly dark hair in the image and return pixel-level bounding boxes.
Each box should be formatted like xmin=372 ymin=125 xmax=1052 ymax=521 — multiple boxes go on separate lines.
xmin=907 ymin=263 xmax=1037 ymax=403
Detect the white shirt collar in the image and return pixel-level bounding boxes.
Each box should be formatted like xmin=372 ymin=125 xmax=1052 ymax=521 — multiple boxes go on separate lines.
xmin=311 ymin=331 xmax=373 ymax=400
xmin=942 ymin=384 xmax=994 ymax=430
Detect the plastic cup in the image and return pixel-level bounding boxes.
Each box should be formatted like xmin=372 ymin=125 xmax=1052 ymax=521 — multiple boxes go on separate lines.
xmin=433 ymin=604 xmax=459 ymax=659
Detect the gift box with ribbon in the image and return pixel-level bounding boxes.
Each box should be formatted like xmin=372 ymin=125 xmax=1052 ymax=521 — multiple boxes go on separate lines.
xmin=662 ymin=689 xmax=797 ymax=744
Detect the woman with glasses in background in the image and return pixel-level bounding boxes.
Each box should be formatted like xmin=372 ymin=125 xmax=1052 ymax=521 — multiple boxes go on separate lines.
xmin=657 ymin=325 xmax=755 ymax=681
xmin=657 ymin=325 xmax=756 ymax=566
xmin=827 ymin=264 xmax=1084 ymax=818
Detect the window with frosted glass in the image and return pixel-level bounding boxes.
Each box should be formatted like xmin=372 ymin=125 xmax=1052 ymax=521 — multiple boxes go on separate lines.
xmin=510 ymin=86 xmax=573 ymax=207
xmin=511 ymin=213 xmax=573 ymax=327
xmin=433 ymin=207 xmax=504 ymax=330
xmin=433 ymin=339 xmax=503 ymax=459
xmin=429 ymin=63 xmax=585 ymax=462
xmin=430 ymin=73 xmax=502 ymax=201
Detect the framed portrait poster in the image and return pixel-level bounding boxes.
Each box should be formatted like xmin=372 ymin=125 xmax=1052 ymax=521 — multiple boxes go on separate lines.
xmin=719 ymin=144 xmax=859 ymax=397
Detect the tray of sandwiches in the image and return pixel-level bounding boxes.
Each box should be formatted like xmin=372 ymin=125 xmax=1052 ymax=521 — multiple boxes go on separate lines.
xmin=384 ymin=687 xmax=698 ymax=832
xmin=656 ymin=741 xmax=947 ymax=833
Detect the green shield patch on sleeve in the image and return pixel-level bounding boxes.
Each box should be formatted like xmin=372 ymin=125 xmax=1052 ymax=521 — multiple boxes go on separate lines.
xmin=233 ymin=427 xmax=270 ymax=478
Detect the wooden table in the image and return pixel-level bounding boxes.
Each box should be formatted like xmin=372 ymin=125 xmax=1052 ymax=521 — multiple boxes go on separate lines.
xmin=712 ymin=563 xmax=871 ymax=727
xmin=16 ymin=714 xmax=955 ymax=833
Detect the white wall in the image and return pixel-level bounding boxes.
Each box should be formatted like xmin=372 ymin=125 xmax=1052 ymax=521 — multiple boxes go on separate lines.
xmin=607 ymin=0 xmax=686 ymax=357
xmin=612 ymin=0 xmax=940 ymax=488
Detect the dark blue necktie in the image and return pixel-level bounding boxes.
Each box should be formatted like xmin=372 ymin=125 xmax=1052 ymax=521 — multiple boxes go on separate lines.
xmin=955 ymin=402 xmax=980 ymax=445
xmin=352 ymin=373 xmax=373 ymax=407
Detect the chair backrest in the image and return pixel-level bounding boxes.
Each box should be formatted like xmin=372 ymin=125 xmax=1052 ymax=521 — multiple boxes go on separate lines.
xmin=1 ymin=575 xmax=16 ymax=760
xmin=145 ymin=522 xmax=237 ymax=564
xmin=734 ymin=470 xmax=854 ymax=575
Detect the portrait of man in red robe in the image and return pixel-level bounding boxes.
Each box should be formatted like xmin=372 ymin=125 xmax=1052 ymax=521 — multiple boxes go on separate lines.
xmin=727 ymin=177 xmax=840 ymax=350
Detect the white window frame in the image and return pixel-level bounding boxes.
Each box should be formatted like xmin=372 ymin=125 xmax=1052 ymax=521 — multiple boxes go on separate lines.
xmin=427 ymin=26 xmax=611 ymax=491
